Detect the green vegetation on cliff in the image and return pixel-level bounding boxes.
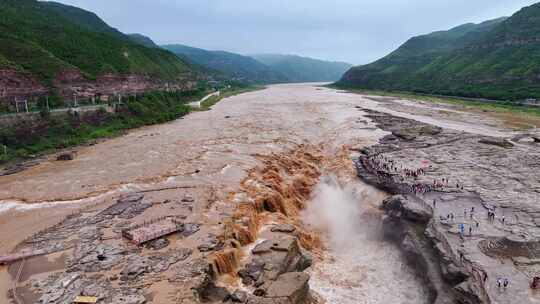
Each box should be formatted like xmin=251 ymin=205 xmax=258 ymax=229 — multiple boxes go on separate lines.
xmin=338 ymin=2 xmax=540 ymax=101
xmin=0 ymin=0 xmax=192 ymax=83
xmin=0 ymin=90 xmax=196 ymax=163
xmin=0 ymin=85 xmax=258 ymax=163
xmin=128 ymin=33 xmax=160 ymax=48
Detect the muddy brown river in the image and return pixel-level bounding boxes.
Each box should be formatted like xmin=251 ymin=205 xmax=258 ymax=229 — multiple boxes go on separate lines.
xmin=0 ymin=83 xmax=519 ymax=303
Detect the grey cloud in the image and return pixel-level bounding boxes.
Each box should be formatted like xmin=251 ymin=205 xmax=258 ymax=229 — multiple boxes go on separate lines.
xmin=54 ymin=0 xmax=539 ymax=64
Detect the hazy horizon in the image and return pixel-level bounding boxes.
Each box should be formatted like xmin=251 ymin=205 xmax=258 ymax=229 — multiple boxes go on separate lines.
xmin=53 ymin=0 xmax=539 ymax=65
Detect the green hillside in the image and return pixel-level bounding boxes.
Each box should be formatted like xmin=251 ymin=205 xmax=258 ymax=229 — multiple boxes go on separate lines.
xmin=128 ymin=33 xmax=159 ymax=48
xmin=252 ymin=54 xmax=352 ymax=82
xmin=338 ymin=3 xmax=540 ymax=101
xmin=162 ymin=44 xmax=288 ymax=84
xmin=0 ymin=0 xmax=192 ymax=84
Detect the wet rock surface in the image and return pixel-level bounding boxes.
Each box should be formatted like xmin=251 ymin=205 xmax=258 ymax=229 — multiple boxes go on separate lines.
xmin=382 ymin=195 xmax=433 ymax=223
xmin=356 ymin=109 xmax=540 ymax=304
xmin=270 ymin=224 xmax=296 ymax=234
xmin=146 ymin=237 xmax=169 ymax=250
xmin=5 ymin=85 xmax=490 ymax=304
xmin=0 ymin=160 xmax=41 ymax=176
xmin=8 ymin=191 xmax=211 ymax=304
xmin=250 ymin=236 xmax=311 ymax=281
xmin=265 ymin=272 xmax=310 ymax=304
xmin=478 ymin=137 xmax=514 ymax=148
xmin=56 ymin=152 xmax=76 ymax=161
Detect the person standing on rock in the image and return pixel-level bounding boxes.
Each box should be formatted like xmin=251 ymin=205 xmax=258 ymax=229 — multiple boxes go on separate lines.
xmin=497 ymin=278 xmax=502 ymax=289
xmin=502 ymin=216 xmax=506 ymax=225
xmin=504 ymin=278 xmax=509 ymax=289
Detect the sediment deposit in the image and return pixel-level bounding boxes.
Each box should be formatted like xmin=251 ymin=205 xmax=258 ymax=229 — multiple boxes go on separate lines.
xmin=1 ymin=84 xmax=537 ymax=304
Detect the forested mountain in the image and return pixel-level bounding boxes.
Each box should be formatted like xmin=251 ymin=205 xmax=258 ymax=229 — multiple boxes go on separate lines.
xmin=252 ymin=54 xmax=352 ymax=82
xmin=162 ymin=44 xmax=288 ymax=84
xmin=338 ymin=2 xmax=540 ymax=100
xmin=0 ymin=0 xmax=194 ymax=100
xmin=128 ymin=33 xmax=159 ymax=48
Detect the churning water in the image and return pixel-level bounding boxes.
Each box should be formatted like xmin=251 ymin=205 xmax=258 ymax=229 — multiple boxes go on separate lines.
xmin=303 ymin=176 xmax=430 ymax=304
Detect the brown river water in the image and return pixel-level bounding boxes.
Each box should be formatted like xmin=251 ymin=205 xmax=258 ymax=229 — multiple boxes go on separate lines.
xmin=0 ymin=83 xmax=513 ymax=303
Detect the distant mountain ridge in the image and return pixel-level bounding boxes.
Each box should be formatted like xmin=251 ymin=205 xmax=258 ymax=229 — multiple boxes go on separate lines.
xmin=252 ymin=54 xmax=352 ymax=82
xmin=162 ymin=44 xmax=288 ymax=84
xmin=128 ymin=33 xmax=159 ymax=48
xmin=338 ymin=3 xmax=540 ymax=100
xmin=163 ymin=44 xmax=352 ymax=84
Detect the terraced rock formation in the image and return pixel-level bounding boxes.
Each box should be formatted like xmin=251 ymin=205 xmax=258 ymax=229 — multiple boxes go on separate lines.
xmin=355 ymin=109 xmax=540 ymax=303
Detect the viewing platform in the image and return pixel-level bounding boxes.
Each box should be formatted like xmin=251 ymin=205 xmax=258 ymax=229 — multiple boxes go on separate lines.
xmin=121 ymin=216 xmax=184 ymax=245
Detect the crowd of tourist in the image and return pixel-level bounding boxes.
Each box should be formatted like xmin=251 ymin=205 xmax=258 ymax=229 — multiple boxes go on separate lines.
xmin=360 ymin=153 xmax=518 ymax=291
xmin=362 ymin=154 xmax=464 ymax=195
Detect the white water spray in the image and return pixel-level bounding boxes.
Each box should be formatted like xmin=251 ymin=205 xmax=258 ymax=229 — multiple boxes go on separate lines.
xmin=303 ymin=175 xmax=429 ymax=304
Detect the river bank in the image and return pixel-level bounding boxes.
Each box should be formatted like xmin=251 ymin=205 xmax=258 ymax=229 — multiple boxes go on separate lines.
xmin=0 ymin=86 xmax=257 ymax=167
xmin=355 ymin=109 xmax=540 ymax=303
xmin=0 ymin=83 xmax=534 ymax=303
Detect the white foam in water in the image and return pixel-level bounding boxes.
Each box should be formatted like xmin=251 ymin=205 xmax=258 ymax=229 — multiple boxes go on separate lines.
xmin=303 ymin=176 xmax=429 ymax=304
xmin=0 ymin=199 xmax=78 ymax=214
xmin=0 ymin=184 xmax=136 ymax=215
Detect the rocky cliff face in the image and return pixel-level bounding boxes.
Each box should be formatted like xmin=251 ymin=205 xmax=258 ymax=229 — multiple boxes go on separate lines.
xmin=0 ymin=68 xmax=197 ymax=105
xmin=0 ymin=69 xmax=48 ymax=100
xmin=0 ymin=0 xmax=198 ymax=107
xmin=53 ymin=69 xmax=197 ymax=99
xmin=355 ymin=108 xmax=540 ymax=304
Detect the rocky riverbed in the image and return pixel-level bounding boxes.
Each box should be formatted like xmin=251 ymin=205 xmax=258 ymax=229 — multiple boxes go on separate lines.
xmin=355 ymin=109 xmax=540 ymax=304
xmin=1 ymin=84 xmax=538 ymax=304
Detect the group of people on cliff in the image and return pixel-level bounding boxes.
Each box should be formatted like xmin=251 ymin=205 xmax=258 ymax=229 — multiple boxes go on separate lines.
xmin=361 ymin=154 xmax=528 ymax=294
xmin=361 ymin=154 xmax=464 ymax=195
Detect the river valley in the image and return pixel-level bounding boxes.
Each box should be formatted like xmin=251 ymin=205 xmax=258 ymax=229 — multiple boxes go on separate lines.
xmin=0 ymin=83 xmax=538 ymax=304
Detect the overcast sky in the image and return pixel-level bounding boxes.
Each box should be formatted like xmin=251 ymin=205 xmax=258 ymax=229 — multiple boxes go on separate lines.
xmin=54 ymin=0 xmax=538 ymax=65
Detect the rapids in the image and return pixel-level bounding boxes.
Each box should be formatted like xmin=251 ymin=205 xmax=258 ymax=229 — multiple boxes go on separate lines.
xmin=303 ymin=176 xmax=429 ymax=304
xmin=0 ymin=83 xmax=512 ymax=303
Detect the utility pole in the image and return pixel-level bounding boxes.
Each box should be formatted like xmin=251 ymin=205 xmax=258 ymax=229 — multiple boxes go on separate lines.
xmin=24 ymin=99 xmax=28 ymax=113
xmin=73 ymin=94 xmax=78 ymax=107
xmin=46 ymin=96 xmax=50 ymax=111
xmin=15 ymin=98 xmax=19 ymax=113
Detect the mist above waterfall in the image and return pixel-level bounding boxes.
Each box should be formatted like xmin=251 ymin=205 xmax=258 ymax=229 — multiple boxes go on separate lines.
xmin=303 ymin=175 xmax=429 ymax=303
xmin=302 ymin=175 xmax=383 ymax=251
